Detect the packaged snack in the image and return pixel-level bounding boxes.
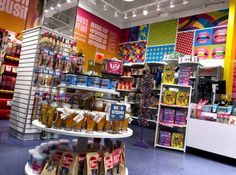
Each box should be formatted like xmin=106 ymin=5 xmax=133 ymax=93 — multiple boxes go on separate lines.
xmin=176 ymin=91 xmax=189 ymax=106
xmin=163 ymin=90 xmax=176 ymax=105
xmin=175 ymin=109 xmax=187 ymax=125
xmin=31 ymin=152 xmax=48 ymax=174
xmin=88 ymin=76 xmax=100 ymax=88
xmin=202 ymin=105 xmax=212 ymax=112
xmin=78 ymin=153 xmax=86 ymax=175
xmin=112 ymin=148 xmax=122 ymax=174
xmin=77 ymin=74 xmax=88 ymax=86
xmin=94 ymin=101 xmax=104 ymax=112
xmin=57 ymin=152 xmax=78 ymax=175
xmin=68 ymin=74 xmax=78 ymax=85
xmin=112 ymin=121 xmax=121 ymax=133
xmin=162 ymin=71 xmax=175 ymax=84
xmin=164 ymin=65 xmax=175 ymax=72
xmin=41 ymin=160 xmax=57 ymax=175
xmin=73 ymin=111 xmax=84 ymax=132
xmin=100 ymin=78 xmax=111 ymax=89
xmin=86 ymin=152 xmax=99 ymax=175
xmin=94 ymin=112 xmax=106 ymax=132
xmin=46 ymin=103 xmax=58 ymax=128
xmin=159 ymin=131 xmax=171 ymax=146
xmin=103 ymin=153 xmax=113 ymax=175
xmin=171 ymin=133 xmax=184 ymax=148
xmin=85 ymin=112 xmax=95 ymax=133
xmin=163 ymin=108 xmax=175 ymax=124
xmin=120 ymin=115 xmax=130 ymax=132
xmin=62 ymin=112 xmax=77 ymax=130
xmin=41 ymin=102 xmax=48 ymax=125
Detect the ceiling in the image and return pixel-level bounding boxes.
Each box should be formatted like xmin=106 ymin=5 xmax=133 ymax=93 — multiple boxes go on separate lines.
xmin=42 ymin=0 xmax=229 ymax=34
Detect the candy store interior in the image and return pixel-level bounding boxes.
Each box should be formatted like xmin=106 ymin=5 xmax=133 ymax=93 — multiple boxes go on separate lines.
xmin=0 ymin=0 xmax=236 ymax=175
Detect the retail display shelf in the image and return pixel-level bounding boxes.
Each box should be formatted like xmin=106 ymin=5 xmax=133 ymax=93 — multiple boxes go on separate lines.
xmin=160 ymin=103 xmax=189 ymax=109
xmin=159 ymin=122 xmax=187 ymax=128
xmin=25 ymin=162 xmax=129 ymax=175
xmin=131 ymin=116 xmax=156 ymax=123
xmin=123 ymin=63 xmax=144 ymax=67
xmin=117 ymin=89 xmax=132 ymax=92
xmin=121 ymin=76 xmax=133 ymax=79
xmin=58 ymin=84 xmax=120 ymax=95
xmin=32 ymin=120 xmax=133 ymax=139
xmin=146 ymin=62 xmax=167 ymax=66
xmin=162 ymin=83 xmax=192 ymax=88
xmin=155 ymin=144 xmax=184 ymax=151
xmin=179 ymin=62 xmax=202 ymax=67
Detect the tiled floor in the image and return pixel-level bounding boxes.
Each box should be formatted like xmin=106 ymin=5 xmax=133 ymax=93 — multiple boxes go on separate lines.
xmin=0 ymin=120 xmax=236 ymax=175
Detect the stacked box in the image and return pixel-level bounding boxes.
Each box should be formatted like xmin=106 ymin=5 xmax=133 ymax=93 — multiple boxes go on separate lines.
xmin=175 ymin=109 xmax=187 ymax=125
xmin=163 ymin=108 xmax=175 ymax=124
xmin=176 ymin=91 xmax=189 ymax=106
xmin=178 ymin=67 xmax=190 ymax=85
xmin=159 ymin=131 xmax=172 ymax=146
xmin=171 ymin=133 xmax=184 ymax=148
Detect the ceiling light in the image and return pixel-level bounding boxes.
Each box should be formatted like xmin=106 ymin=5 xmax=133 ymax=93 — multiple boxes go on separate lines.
xmin=66 ymin=0 xmax=71 ymax=3
xmin=183 ymin=0 xmax=189 ymax=4
xmin=114 ymin=11 xmax=119 ymax=17
xmin=124 ymin=13 xmax=128 ymax=19
xmin=157 ymin=3 xmax=161 ymax=11
xmin=57 ymin=3 xmax=61 ymax=7
xmin=170 ymin=0 xmax=175 ymax=8
xmin=103 ymin=4 xmax=108 ymax=11
xmin=123 ymin=0 xmax=135 ymax=2
xmin=44 ymin=9 xmax=48 ymax=13
xmin=132 ymin=10 xmax=137 ymax=17
xmin=50 ymin=7 xmax=54 ymax=10
xmin=160 ymin=11 xmax=169 ymax=17
xmin=143 ymin=8 xmax=148 ymax=16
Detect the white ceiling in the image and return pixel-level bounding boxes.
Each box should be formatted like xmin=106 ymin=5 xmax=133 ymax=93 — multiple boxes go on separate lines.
xmin=79 ymin=0 xmax=229 ymax=28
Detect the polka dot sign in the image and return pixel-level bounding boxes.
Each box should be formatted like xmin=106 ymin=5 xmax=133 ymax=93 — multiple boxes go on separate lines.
xmin=175 ymin=31 xmax=194 ymax=55
xmin=146 ymin=44 xmax=175 ymax=63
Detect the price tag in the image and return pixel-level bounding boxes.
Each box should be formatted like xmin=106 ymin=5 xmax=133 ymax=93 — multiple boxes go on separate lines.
xmin=109 ymin=104 xmax=126 ymax=121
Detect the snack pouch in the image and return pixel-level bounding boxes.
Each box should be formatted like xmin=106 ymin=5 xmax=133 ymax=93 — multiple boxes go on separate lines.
xmin=163 ymin=90 xmax=176 ymax=105
xmin=57 ymin=152 xmax=78 ymax=175
xmin=103 ymin=153 xmax=113 ymax=175
xmin=86 ymin=152 xmax=99 ymax=175
xmin=176 ymin=91 xmax=189 ymax=106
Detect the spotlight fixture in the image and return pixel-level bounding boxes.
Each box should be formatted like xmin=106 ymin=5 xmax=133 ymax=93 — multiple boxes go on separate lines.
xmin=103 ymin=4 xmax=108 ymax=11
xmin=50 ymin=6 xmax=54 ymax=10
xmin=143 ymin=7 xmax=148 ymax=16
xmin=157 ymin=3 xmax=161 ymax=11
xmin=57 ymin=3 xmax=61 ymax=7
xmin=124 ymin=13 xmax=128 ymax=19
xmin=170 ymin=0 xmax=175 ymax=8
xmin=183 ymin=0 xmax=189 ymax=4
xmin=66 ymin=0 xmax=71 ymax=3
xmin=132 ymin=10 xmax=137 ymax=17
xmin=123 ymin=0 xmax=135 ymax=2
xmin=114 ymin=11 xmax=119 ymax=17
xmin=44 ymin=9 xmax=48 ymax=13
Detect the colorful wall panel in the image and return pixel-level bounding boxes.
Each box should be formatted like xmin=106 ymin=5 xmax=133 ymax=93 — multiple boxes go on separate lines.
xmin=146 ymin=45 xmax=175 ymax=63
xmin=148 ymin=19 xmax=178 ymax=46
xmin=118 ymin=41 xmax=147 ymax=64
xmin=175 ymin=31 xmax=194 ymax=55
xmin=178 ymin=9 xmax=228 ymax=32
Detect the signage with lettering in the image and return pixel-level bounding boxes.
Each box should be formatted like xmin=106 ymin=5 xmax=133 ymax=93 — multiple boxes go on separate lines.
xmin=109 ymin=104 xmax=126 ymax=121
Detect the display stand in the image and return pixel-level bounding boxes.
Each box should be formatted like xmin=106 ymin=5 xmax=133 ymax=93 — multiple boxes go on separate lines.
xmin=24 ymin=120 xmax=133 ymax=175
xmin=154 ymin=83 xmax=192 ymax=152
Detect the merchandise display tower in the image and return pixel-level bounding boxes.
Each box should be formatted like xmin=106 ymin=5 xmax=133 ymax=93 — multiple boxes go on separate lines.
xmin=154 ymin=83 xmax=192 ymax=152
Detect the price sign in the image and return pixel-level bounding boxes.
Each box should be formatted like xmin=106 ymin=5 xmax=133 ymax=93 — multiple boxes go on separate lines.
xmin=109 ymin=104 xmax=126 ymax=121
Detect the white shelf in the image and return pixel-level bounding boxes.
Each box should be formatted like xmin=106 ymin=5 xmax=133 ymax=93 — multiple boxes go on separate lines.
xmin=32 ymin=120 xmax=133 ymax=139
xmin=131 ymin=116 xmax=156 ymax=123
xmin=123 ymin=63 xmax=144 ymax=67
xmin=159 ymin=122 xmax=187 ymax=128
xmin=25 ymin=162 xmax=129 ymax=175
xmin=58 ymin=85 xmax=120 ymax=95
xmin=179 ymin=62 xmax=202 ymax=67
xmin=162 ymin=83 xmax=192 ymax=88
xmin=155 ymin=144 xmax=184 ymax=151
xmin=121 ymin=76 xmax=133 ymax=79
xmin=160 ymin=103 xmax=189 ymax=109
xmin=146 ymin=61 xmax=167 ymax=65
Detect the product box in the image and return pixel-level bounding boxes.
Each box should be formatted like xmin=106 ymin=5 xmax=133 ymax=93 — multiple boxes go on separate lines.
xmin=175 ymin=109 xmax=187 ymax=125
xmin=159 ymin=131 xmax=172 ymax=146
xmin=171 ymin=133 xmax=184 ymax=148
xmin=162 ymin=71 xmax=175 ymax=84
xmin=163 ymin=108 xmax=175 ymax=124
xmin=176 ymin=91 xmax=189 ymax=106
xmin=164 ymin=65 xmax=175 ymax=72
xmin=86 ymin=152 xmax=99 ymax=175
xmin=163 ymin=90 xmax=176 ymax=105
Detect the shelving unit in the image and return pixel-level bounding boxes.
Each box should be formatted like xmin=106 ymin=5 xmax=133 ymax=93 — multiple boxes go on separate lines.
xmin=154 ymin=83 xmax=192 ymax=152
xmin=26 ymin=120 xmax=133 ymax=175
xmin=58 ymin=84 xmax=120 ymax=95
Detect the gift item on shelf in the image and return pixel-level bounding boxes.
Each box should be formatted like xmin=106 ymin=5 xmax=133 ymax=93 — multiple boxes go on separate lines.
xmin=26 ymin=139 xmax=127 ymax=175
xmin=178 ymin=67 xmax=191 ymax=85
xmin=155 ymin=83 xmax=192 ymax=152
xmin=102 ymin=58 xmax=123 ymax=75
xmin=162 ymin=65 xmax=175 ymax=84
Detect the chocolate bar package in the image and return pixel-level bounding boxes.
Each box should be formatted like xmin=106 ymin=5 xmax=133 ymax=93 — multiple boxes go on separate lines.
xmin=176 ymin=91 xmax=189 ymax=106
xmin=86 ymin=152 xmax=99 ymax=175
xmin=171 ymin=133 xmax=184 ymax=148
xmin=159 ymin=131 xmax=172 ymax=146
xmin=78 ymin=153 xmax=86 ymax=175
xmin=163 ymin=90 xmax=176 ymax=105
xmin=112 ymin=148 xmax=122 ymax=175
xmin=57 ymin=152 xmax=78 ymax=175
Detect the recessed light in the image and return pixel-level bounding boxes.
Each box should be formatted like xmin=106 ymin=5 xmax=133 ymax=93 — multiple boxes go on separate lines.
xmin=103 ymin=4 xmax=108 ymax=11
xmin=170 ymin=0 xmax=175 ymax=8
xmin=160 ymin=12 xmax=169 ymax=17
xmin=44 ymin=9 xmax=48 ymax=13
xmin=157 ymin=3 xmax=161 ymax=11
xmin=123 ymin=0 xmax=135 ymax=2
xmin=50 ymin=7 xmax=54 ymax=10
xmin=143 ymin=8 xmax=148 ymax=16
xmin=57 ymin=3 xmax=61 ymax=7
xmin=114 ymin=11 xmax=119 ymax=17
xmin=67 ymin=0 xmax=71 ymax=3
xmin=132 ymin=10 xmax=137 ymax=17
xmin=124 ymin=13 xmax=128 ymax=19
xmin=183 ymin=0 xmax=189 ymax=4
